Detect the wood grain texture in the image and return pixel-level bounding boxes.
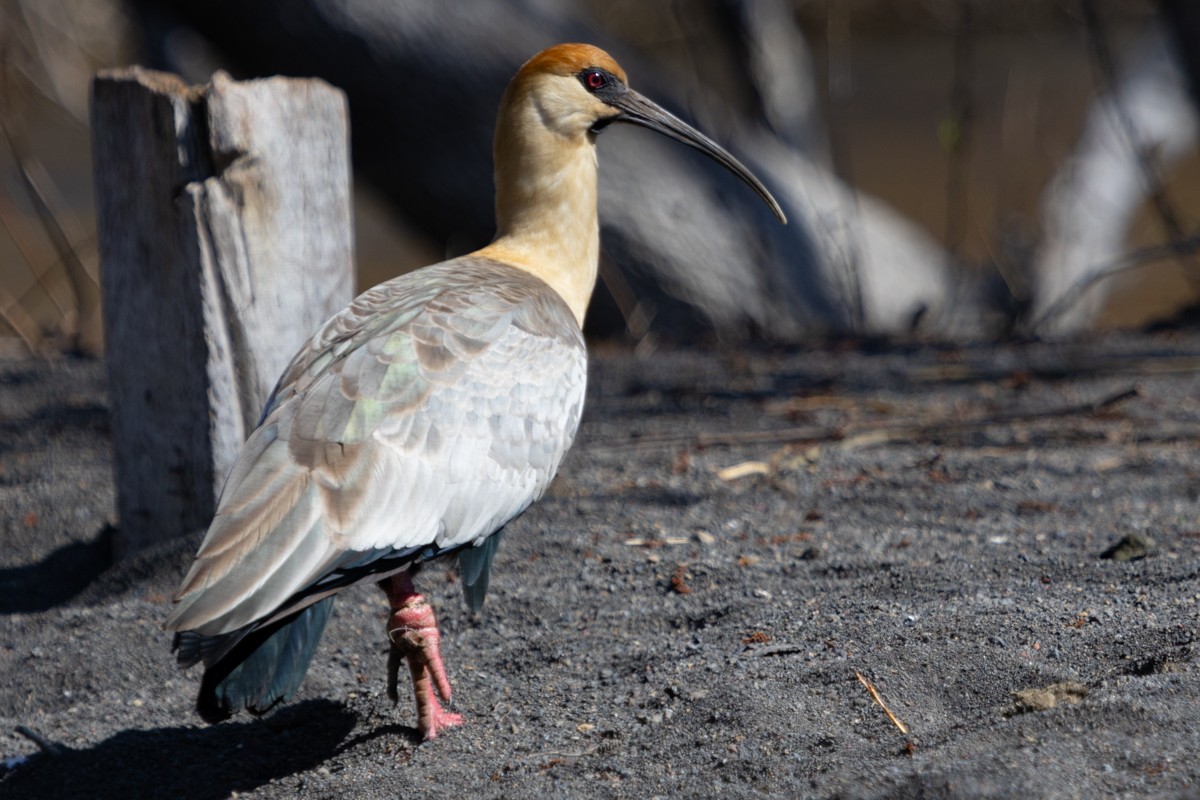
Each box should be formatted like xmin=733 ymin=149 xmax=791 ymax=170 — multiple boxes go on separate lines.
xmin=92 ymin=67 xmax=353 ymax=555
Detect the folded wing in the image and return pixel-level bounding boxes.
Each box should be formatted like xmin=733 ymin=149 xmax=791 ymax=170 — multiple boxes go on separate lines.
xmin=165 ymin=257 xmax=587 ymax=641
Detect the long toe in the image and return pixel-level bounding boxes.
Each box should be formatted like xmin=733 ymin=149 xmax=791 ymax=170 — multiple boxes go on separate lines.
xmin=416 ymin=670 xmax=464 ymax=740
xmin=385 ymin=579 xmax=465 ymax=739
xmin=424 ymin=700 xmax=464 ymax=740
xmin=386 ymin=639 xmax=465 ymax=739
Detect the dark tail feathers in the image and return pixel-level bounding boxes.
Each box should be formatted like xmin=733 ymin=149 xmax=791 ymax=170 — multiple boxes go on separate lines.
xmin=179 ymin=597 xmax=335 ymax=723
xmin=457 ymin=529 xmax=504 ymax=612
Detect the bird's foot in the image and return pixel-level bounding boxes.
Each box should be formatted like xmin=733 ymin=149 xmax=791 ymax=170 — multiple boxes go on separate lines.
xmin=385 ymin=580 xmax=464 ymax=740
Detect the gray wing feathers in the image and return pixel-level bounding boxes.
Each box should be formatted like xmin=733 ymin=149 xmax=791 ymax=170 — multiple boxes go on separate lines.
xmin=166 ymin=258 xmax=585 ymax=637
xmin=165 ymin=422 xmax=341 ymax=635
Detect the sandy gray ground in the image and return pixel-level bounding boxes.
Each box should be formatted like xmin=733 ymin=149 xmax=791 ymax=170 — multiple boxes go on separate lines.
xmin=1 ymin=332 xmax=1198 ymax=799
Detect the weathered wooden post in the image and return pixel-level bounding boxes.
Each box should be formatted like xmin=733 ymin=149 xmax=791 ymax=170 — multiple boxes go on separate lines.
xmin=91 ymin=68 xmax=354 ymax=555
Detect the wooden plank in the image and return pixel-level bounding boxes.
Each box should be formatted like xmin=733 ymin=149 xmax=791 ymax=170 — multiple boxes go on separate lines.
xmin=91 ymin=68 xmax=353 ymax=555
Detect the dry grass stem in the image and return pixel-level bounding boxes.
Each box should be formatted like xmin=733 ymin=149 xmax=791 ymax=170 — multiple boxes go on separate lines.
xmin=855 ymin=671 xmax=909 ymax=735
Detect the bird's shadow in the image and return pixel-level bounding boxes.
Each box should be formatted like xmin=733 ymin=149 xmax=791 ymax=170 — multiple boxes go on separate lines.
xmin=0 ymin=700 xmax=407 ymax=799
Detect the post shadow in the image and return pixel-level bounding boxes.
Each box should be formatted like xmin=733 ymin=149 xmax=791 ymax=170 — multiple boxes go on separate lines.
xmin=0 ymin=700 xmax=368 ymax=799
xmin=0 ymin=526 xmax=114 ymax=614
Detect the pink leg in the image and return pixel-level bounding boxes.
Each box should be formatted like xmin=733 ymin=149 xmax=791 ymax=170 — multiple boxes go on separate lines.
xmin=382 ymin=571 xmax=464 ymax=740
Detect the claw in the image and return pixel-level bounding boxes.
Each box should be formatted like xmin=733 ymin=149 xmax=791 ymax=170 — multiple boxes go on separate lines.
xmin=383 ymin=573 xmax=465 ymax=740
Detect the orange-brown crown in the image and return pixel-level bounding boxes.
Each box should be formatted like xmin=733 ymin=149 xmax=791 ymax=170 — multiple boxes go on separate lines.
xmin=514 ymin=43 xmax=628 ymax=86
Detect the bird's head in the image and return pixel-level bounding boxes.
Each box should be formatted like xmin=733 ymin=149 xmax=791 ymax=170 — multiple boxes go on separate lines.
xmin=506 ymin=43 xmax=786 ymax=224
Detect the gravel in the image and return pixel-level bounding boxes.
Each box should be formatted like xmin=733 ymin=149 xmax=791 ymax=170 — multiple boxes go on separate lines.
xmin=1 ymin=331 xmax=1198 ymax=799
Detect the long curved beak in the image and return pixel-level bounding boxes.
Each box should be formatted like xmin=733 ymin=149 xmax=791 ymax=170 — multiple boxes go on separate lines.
xmin=606 ymin=89 xmax=787 ymax=225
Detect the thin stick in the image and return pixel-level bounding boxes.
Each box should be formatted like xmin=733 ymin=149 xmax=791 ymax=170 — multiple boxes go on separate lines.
xmin=14 ymin=725 xmax=63 ymax=756
xmin=745 ymin=643 xmax=804 ymax=658
xmin=943 ymin=2 xmax=974 ymax=260
xmin=1028 ymin=235 xmax=1200 ymax=332
xmin=591 ymin=385 xmax=1139 ymax=455
xmin=0 ymin=284 xmax=42 ymax=354
xmin=528 ymin=745 xmax=599 ymax=760
xmin=855 ymin=671 xmax=909 ymax=735
xmin=1080 ymin=0 xmax=1197 ymax=289
xmin=820 ymin=3 xmax=865 ymax=330
xmin=0 ymin=54 xmax=99 ymax=342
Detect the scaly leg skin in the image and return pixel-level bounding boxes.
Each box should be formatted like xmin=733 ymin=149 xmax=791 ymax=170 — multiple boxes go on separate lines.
xmin=382 ymin=572 xmax=464 ymax=740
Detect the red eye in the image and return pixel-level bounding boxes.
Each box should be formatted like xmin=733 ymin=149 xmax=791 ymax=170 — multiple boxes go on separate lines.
xmin=585 ymin=71 xmax=606 ymax=90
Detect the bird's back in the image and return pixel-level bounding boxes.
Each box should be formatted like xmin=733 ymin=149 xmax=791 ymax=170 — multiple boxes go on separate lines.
xmin=165 ymin=256 xmax=587 ymax=645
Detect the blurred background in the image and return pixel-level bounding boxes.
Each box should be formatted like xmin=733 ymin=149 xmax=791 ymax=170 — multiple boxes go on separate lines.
xmin=2 ymin=0 xmax=1197 ymax=356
